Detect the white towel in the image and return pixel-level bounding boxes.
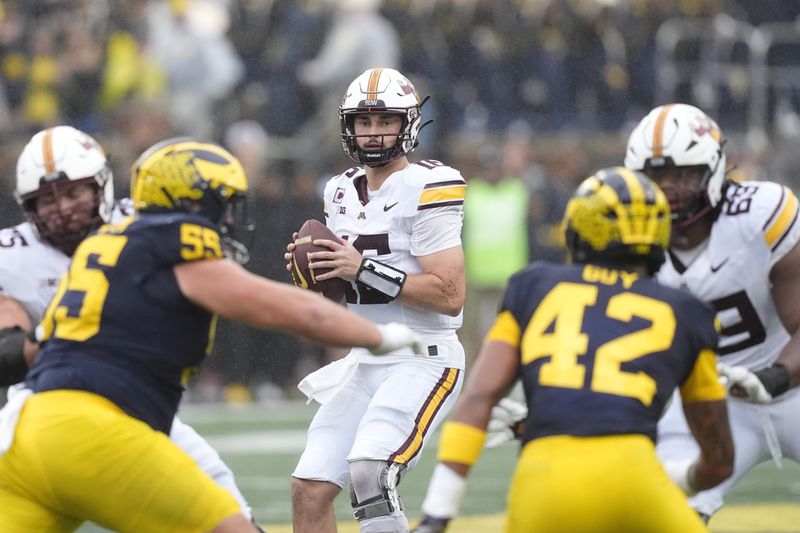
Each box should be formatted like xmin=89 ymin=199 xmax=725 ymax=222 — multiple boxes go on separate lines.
xmin=0 ymin=387 xmax=32 ymax=455
xmin=297 ymin=358 xmax=358 ymax=405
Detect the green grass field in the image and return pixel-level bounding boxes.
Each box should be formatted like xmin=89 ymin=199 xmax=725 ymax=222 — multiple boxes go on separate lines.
xmin=78 ymin=400 xmax=800 ymax=532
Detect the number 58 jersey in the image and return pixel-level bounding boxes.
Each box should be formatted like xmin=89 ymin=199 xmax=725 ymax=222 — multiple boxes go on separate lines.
xmin=657 ymin=181 xmax=800 ymax=369
xmin=322 ymin=161 xmax=465 ymax=365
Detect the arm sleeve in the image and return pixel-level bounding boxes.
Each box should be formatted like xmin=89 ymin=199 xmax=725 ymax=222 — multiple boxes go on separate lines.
xmin=410 ymin=208 xmax=463 ymax=256
xmin=679 ymin=349 xmax=727 ymax=403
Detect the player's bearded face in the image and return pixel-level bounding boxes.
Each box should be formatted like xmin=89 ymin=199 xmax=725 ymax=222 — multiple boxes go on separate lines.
xmin=35 ymin=182 xmax=97 ymax=236
xmin=354 ymin=114 xmax=402 ymax=153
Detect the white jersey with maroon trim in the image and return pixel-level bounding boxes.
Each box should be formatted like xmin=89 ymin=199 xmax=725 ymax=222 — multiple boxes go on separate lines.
xmin=656 ymin=180 xmax=800 ymax=369
xmin=322 ymin=160 xmax=465 ymax=366
xmin=0 ymin=199 xmax=134 ymax=322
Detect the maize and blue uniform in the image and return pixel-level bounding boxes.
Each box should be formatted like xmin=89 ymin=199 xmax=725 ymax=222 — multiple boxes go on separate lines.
xmin=0 ymin=213 xmax=242 ymax=533
xmin=486 ymin=261 xmax=725 ymax=533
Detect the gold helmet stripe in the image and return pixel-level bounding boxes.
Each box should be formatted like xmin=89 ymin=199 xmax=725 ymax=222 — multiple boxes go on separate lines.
xmin=42 ymin=128 xmax=56 ymax=174
xmin=651 ymin=104 xmax=674 ymax=158
xmin=366 ymin=68 xmax=384 ymax=100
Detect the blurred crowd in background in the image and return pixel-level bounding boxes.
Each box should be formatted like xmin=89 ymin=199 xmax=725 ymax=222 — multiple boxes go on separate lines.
xmin=1 ymin=0 xmax=800 ymax=402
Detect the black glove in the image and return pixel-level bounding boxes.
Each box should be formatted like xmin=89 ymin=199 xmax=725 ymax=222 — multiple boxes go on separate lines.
xmin=754 ymin=362 xmax=791 ymax=398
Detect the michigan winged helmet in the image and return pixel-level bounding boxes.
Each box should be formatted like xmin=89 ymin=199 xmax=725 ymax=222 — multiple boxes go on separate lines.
xmin=131 ymin=138 xmax=254 ymax=263
xmin=562 ymin=166 xmax=671 ymax=274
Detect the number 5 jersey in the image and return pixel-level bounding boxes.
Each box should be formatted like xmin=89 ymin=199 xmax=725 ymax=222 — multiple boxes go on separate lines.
xmin=25 ymin=212 xmax=223 ymax=434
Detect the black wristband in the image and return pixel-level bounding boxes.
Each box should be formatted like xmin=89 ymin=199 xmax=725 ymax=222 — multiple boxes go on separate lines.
xmin=0 ymin=326 xmax=30 ymax=386
xmin=356 ymin=258 xmax=407 ymax=300
xmin=755 ymin=363 xmax=791 ymax=398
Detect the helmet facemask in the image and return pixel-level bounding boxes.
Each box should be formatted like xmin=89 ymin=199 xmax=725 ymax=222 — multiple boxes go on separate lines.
xmin=219 ymin=193 xmax=255 ymax=265
xmin=18 ymin=171 xmax=111 ymax=256
xmin=341 ymin=110 xmax=411 ymax=167
xmin=643 ymin=163 xmax=718 ymax=230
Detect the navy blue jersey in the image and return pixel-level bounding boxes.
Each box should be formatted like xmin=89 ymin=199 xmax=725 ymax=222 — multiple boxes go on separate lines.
xmin=486 ymin=262 xmax=721 ymax=444
xmin=26 ymin=213 xmax=224 ymax=433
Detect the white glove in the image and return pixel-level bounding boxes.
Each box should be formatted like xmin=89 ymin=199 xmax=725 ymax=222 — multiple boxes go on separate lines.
xmin=485 ymin=398 xmax=528 ymax=448
xmin=371 ymin=323 xmax=424 ymax=356
xmin=663 ymin=458 xmax=697 ymax=496
xmin=717 ymin=362 xmax=772 ymax=404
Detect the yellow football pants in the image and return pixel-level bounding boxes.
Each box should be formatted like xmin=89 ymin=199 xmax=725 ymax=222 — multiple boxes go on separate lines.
xmin=506 ymin=434 xmax=709 ymax=533
xmin=0 ymin=390 xmax=242 ymax=533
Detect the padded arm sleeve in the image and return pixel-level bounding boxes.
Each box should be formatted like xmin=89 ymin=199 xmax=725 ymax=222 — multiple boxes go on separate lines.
xmin=0 ymin=327 xmax=29 ymax=387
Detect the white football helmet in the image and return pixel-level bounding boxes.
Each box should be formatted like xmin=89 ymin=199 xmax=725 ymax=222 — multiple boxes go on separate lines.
xmin=339 ymin=67 xmax=428 ymax=167
xmin=15 ymin=126 xmax=114 ymax=255
xmin=624 ymin=103 xmax=727 ymax=228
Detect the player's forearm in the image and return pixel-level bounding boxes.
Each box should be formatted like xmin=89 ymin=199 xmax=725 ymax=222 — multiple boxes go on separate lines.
xmin=222 ymin=270 xmax=383 ymax=349
xmin=0 ymin=295 xmax=33 ymax=330
xmin=286 ymin=290 xmax=382 ymax=348
xmin=177 ymin=259 xmax=382 ymax=350
xmin=399 ymin=273 xmax=464 ymax=316
xmin=772 ymin=332 xmax=800 ymax=390
xmin=682 ymin=399 xmax=734 ymax=490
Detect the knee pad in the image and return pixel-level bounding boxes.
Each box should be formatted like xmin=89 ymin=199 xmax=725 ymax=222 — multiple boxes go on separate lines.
xmin=349 ymin=460 xmax=407 ymax=522
xmin=356 ymin=514 xmax=409 ymax=533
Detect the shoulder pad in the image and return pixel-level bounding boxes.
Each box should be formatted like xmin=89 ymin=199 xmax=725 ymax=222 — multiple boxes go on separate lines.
xmin=760 ymin=184 xmax=798 ymax=251
xmin=719 ymin=181 xmax=798 ymax=248
xmin=0 ymin=223 xmax=33 ymax=250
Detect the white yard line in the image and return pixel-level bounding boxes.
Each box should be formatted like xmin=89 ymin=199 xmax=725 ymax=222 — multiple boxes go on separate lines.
xmin=204 ymin=429 xmax=308 ymax=454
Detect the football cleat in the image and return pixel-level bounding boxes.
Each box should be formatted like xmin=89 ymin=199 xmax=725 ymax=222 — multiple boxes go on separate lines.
xmin=410 ymin=514 xmax=450 ymax=533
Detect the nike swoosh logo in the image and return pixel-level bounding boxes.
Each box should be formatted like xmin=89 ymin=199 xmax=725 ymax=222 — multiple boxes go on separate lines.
xmin=383 ymin=202 xmax=399 ymax=212
xmin=710 ymin=258 xmax=729 ymax=273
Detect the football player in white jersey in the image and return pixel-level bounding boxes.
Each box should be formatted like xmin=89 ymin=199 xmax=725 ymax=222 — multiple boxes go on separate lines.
xmin=286 ymin=68 xmax=467 ymax=533
xmin=625 ymin=103 xmax=800 ymax=519
xmin=0 ymin=126 xmax=260 ymax=526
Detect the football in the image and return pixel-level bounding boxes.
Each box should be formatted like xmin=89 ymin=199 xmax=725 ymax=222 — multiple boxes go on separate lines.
xmin=290 ymin=219 xmax=349 ymax=302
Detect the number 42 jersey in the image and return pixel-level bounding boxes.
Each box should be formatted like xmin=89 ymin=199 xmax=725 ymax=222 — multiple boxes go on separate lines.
xmin=657 ymin=181 xmax=800 ymax=369
xmin=487 ymin=262 xmax=723 ymax=444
